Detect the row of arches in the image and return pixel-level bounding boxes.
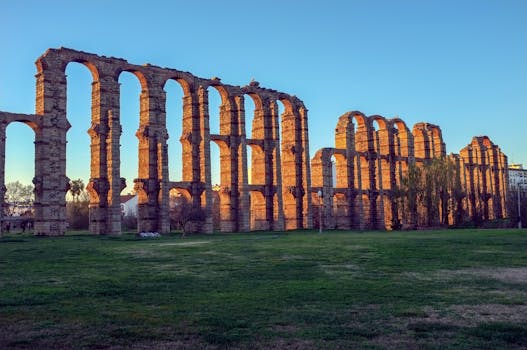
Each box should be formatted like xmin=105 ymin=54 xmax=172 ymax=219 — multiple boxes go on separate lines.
xmin=311 ymin=111 xmax=447 ymax=230
xmin=311 ymin=111 xmax=508 ymax=230
xmin=0 ymin=47 xmax=312 ymax=235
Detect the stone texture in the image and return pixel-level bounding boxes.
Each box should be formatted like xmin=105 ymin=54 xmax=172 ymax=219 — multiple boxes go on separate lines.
xmin=0 ymin=48 xmax=311 ymax=235
xmin=311 ymin=112 xmax=508 ymax=230
xmin=0 ymin=48 xmax=509 ymax=235
xmin=457 ymin=136 xmax=508 ymax=223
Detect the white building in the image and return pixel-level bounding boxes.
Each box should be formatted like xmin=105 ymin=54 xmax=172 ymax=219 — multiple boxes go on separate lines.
xmin=509 ymin=164 xmax=527 ymax=192
xmin=120 ymin=194 xmax=138 ymax=217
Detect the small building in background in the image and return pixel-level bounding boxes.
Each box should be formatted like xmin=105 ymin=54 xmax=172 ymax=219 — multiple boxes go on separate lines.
xmin=120 ymin=194 xmax=138 ymax=217
xmin=509 ymin=163 xmax=527 ymax=191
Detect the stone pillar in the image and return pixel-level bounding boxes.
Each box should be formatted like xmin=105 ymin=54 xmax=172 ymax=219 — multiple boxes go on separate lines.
xmin=354 ymin=118 xmax=373 ymax=229
xmin=299 ymin=105 xmax=312 ymax=229
xmin=248 ymin=98 xmax=270 ymax=231
xmin=197 ymin=86 xmax=213 ymax=233
xmin=281 ymin=104 xmax=304 ymax=230
xmin=86 ymin=72 xmax=122 ymax=235
xmin=310 ymin=149 xmax=335 ymax=229
xmin=235 ymin=94 xmax=249 ymax=232
xmin=107 ymin=109 xmax=125 ymax=234
xmin=0 ymin=122 xmax=6 ymax=235
xmin=374 ymin=128 xmax=391 ymax=230
xmin=270 ymin=101 xmax=285 ymax=231
xmin=334 ymin=114 xmax=357 ymax=229
xmin=34 ymin=62 xmax=70 ymax=236
xmin=209 ymin=89 xmax=242 ymax=232
xmin=146 ymin=80 xmax=170 ymax=234
xmin=157 ymin=125 xmax=171 ymax=234
xmin=134 ymin=83 xmax=168 ymax=233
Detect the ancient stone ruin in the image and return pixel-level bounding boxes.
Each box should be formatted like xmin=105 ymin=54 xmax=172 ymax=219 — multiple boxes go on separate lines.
xmin=311 ymin=112 xmax=508 ymax=229
xmin=0 ymin=48 xmax=311 ymax=235
xmin=0 ymin=48 xmax=509 ymax=235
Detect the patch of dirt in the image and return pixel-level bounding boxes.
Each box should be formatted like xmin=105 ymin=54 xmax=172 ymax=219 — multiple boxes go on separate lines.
xmin=280 ymin=254 xmax=304 ymax=261
xmin=404 ymin=267 xmax=527 ymax=284
xmin=107 ymin=339 xmax=218 ymax=350
xmin=319 ymin=263 xmax=360 ymax=276
xmin=367 ymin=333 xmax=424 ymax=350
xmin=394 ymin=304 xmax=527 ymax=328
xmin=157 ymin=241 xmax=211 ymax=247
xmin=250 ymin=338 xmax=316 ymax=350
xmin=448 ymin=304 xmax=527 ymax=325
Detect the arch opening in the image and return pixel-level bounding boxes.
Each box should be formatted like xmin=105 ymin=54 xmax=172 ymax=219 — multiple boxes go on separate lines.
xmin=4 ymin=122 xmax=35 ymax=233
xmin=244 ymin=94 xmax=256 ymax=185
xmin=64 ymin=62 xmax=94 ymax=231
xmin=208 ymin=86 xmax=223 ymax=187
xmin=118 ymin=71 xmax=142 ymax=231
xmin=164 ymin=79 xmax=184 ymax=182
xmin=118 ymin=71 xmax=141 ymax=195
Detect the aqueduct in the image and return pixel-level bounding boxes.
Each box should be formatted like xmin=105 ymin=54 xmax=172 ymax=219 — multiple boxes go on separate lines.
xmin=310 ymin=112 xmax=508 ymax=230
xmin=0 ymin=48 xmax=311 ymax=235
xmin=0 ymin=48 xmax=509 ymax=235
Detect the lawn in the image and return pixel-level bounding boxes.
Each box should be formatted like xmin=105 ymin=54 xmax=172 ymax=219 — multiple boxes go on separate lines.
xmin=1 ymin=229 xmax=526 ymax=349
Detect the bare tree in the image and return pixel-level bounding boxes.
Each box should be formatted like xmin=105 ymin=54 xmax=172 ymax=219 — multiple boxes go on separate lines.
xmin=170 ymin=195 xmax=206 ymax=236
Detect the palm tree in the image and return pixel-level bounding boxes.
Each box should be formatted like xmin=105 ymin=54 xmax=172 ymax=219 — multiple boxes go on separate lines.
xmin=69 ymin=179 xmax=85 ymax=202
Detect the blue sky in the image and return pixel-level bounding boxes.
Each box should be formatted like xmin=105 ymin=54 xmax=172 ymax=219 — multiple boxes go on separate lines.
xmin=1 ymin=0 xmax=526 ymax=190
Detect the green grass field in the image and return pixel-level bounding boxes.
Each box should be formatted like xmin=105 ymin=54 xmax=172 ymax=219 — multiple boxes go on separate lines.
xmin=1 ymin=229 xmax=527 ymax=349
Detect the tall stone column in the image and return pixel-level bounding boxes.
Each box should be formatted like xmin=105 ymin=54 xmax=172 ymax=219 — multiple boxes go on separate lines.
xmin=299 ymin=105 xmax=312 ymax=229
xmin=234 ymin=94 xmax=249 ymax=232
xmin=270 ymin=101 xmax=285 ymax=231
xmin=281 ymin=106 xmax=296 ymax=230
xmin=334 ymin=114 xmax=357 ymax=229
xmin=197 ymin=86 xmax=213 ymax=233
xmin=374 ymin=129 xmax=387 ymax=230
xmin=280 ymin=106 xmax=302 ymax=230
xmin=217 ymin=94 xmax=241 ymax=232
xmin=248 ymin=100 xmax=267 ymax=230
xmin=150 ymin=80 xmax=170 ymax=234
xmin=87 ymin=72 xmax=122 ymax=235
xmin=248 ymin=98 xmax=276 ymax=231
xmin=311 ymin=149 xmax=335 ymax=229
xmin=34 ymin=62 xmax=70 ymax=236
xmin=0 ymin=122 xmax=6 ymax=235
xmin=354 ymin=118 xmax=373 ymax=229
xmin=134 ymin=83 xmax=169 ymax=233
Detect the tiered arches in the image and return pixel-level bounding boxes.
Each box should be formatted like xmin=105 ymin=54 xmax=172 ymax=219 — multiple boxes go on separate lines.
xmin=0 ymin=48 xmax=312 ymax=235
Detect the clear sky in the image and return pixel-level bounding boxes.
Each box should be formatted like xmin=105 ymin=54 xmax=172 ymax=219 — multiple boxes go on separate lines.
xmin=1 ymin=0 xmax=526 ymax=191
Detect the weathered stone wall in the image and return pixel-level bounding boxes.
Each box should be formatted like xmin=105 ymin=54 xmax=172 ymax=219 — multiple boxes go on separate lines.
xmin=311 ymin=111 xmax=423 ymax=230
xmin=0 ymin=48 xmax=312 ymax=235
xmin=457 ymin=136 xmax=508 ymax=223
xmin=311 ymin=111 xmax=508 ymax=230
xmin=0 ymin=48 xmax=510 ymax=235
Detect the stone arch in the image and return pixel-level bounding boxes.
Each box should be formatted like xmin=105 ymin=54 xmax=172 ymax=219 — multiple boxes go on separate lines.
xmin=4 ymin=47 xmax=313 ymax=235
xmin=278 ymin=95 xmax=308 ymax=230
xmin=412 ymin=123 xmax=430 ymax=162
xmin=0 ymin=116 xmax=41 ymax=234
xmin=163 ymin=79 xmax=185 ymax=183
xmin=388 ymin=118 xmax=413 ymax=227
xmin=249 ymin=189 xmax=268 ymax=231
xmin=429 ymin=125 xmax=445 ymax=158
xmin=205 ymin=83 xmax=250 ymax=232
xmin=244 ymin=92 xmax=262 ymax=185
xmin=370 ymin=115 xmax=393 ymax=229
xmin=389 ymin=118 xmax=413 ymax=189
xmin=64 ymin=62 xmax=93 ymax=190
